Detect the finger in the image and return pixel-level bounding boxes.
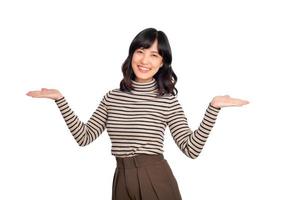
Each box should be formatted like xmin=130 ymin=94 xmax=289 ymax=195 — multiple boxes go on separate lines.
xmin=235 ymin=100 xmax=250 ymax=106
xmin=26 ymin=91 xmax=43 ymax=97
xmin=228 ymin=98 xmax=249 ymax=106
xmin=26 ymin=90 xmax=40 ymax=95
xmin=237 ymin=101 xmax=249 ymax=106
xmin=243 ymin=100 xmax=250 ymax=104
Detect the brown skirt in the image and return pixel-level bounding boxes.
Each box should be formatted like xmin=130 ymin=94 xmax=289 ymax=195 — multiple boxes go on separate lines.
xmin=112 ymin=154 xmax=182 ymax=200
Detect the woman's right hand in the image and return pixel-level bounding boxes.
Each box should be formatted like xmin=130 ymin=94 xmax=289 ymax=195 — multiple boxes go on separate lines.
xmin=26 ymin=88 xmax=64 ymax=101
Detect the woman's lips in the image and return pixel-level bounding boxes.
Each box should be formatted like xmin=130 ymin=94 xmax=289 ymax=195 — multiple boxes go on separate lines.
xmin=138 ymin=65 xmax=151 ymax=73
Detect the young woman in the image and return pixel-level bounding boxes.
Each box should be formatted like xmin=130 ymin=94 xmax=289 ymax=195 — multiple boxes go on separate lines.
xmin=26 ymin=27 xmax=249 ymax=200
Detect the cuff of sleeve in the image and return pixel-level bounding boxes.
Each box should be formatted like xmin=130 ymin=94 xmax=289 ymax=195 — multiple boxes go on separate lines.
xmin=54 ymin=96 xmax=65 ymax=103
xmin=209 ymin=103 xmax=221 ymax=111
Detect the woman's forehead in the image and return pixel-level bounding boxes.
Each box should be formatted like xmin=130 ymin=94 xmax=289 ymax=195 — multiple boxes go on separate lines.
xmin=138 ymin=40 xmax=159 ymax=51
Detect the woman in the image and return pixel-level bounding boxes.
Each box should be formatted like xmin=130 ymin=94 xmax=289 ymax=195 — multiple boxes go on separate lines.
xmin=26 ymin=27 xmax=249 ymax=200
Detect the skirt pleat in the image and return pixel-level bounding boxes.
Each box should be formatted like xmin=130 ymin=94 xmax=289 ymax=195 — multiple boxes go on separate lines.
xmin=111 ymin=154 xmax=182 ymax=200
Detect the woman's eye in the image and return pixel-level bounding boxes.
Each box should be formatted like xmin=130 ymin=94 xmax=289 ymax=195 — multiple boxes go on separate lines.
xmin=152 ymin=54 xmax=158 ymax=57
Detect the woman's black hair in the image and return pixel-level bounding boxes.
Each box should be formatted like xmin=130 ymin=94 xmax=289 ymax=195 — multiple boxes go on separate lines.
xmin=119 ymin=27 xmax=178 ymax=96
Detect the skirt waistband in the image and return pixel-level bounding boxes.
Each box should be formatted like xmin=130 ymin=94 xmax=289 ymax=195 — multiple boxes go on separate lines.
xmin=115 ymin=154 xmax=165 ymax=169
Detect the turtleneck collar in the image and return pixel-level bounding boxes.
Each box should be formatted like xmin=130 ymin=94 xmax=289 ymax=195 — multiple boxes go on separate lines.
xmin=131 ymin=78 xmax=158 ymax=93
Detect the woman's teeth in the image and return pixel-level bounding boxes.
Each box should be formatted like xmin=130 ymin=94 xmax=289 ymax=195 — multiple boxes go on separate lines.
xmin=138 ymin=66 xmax=150 ymax=72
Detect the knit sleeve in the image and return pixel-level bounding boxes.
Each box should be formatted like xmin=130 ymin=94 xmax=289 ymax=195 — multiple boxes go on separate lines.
xmin=54 ymin=92 xmax=109 ymax=147
xmin=166 ymin=96 xmax=221 ymax=159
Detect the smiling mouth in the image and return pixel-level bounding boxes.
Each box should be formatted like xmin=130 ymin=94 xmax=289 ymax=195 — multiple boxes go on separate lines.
xmin=138 ymin=65 xmax=151 ymax=72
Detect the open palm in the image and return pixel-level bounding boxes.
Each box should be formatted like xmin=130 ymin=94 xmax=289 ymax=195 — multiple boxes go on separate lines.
xmin=211 ymin=95 xmax=249 ymax=108
xmin=26 ymin=88 xmax=63 ymax=100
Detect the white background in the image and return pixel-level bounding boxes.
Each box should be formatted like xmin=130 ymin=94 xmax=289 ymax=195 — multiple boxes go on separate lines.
xmin=1 ymin=0 xmax=299 ymax=199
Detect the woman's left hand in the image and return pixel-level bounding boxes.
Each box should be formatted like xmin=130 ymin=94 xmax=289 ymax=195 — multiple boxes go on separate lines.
xmin=210 ymin=95 xmax=249 ymax=108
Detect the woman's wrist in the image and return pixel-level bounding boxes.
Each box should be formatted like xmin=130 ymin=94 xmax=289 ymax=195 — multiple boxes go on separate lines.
xmin=210 ymin=100 xmax=221 ymax=109
xmin=54 ymin=95 xmax=64 ymax=101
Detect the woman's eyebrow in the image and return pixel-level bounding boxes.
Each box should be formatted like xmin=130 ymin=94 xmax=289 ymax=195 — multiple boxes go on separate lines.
xmin=138 ymin=48 xmax=159 ymax=54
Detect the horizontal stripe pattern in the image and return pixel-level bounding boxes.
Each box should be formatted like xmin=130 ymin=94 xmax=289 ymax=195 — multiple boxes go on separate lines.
xmin=54 ymin=78 xmax=220 ymax=159
xmin=167 ymin=97 xmax=220 ymax=159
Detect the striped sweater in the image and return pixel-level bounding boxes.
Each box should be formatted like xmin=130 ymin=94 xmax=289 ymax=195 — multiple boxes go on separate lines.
xmin=54 ymin=78 xmax=221 ymax=159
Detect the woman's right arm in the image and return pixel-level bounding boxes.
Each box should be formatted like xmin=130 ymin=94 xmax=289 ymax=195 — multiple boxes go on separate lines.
xmin=26 ymin=88 xmax=109 ymax=146
xmin=54 ymin=94 xmax=108 ymax=146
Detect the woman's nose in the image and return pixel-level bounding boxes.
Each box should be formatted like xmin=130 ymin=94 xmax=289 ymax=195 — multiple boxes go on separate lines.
xmin=140 ymin=54 xmax=150 ymax=64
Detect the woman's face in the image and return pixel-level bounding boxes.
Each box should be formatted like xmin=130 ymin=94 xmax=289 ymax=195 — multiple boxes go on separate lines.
xmin=131 ymin=39 xmax=163 ymax=83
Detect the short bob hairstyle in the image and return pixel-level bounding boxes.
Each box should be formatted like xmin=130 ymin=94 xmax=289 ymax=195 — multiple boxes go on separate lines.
xmin=119 ymin=28 xmax=178 ymax=96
